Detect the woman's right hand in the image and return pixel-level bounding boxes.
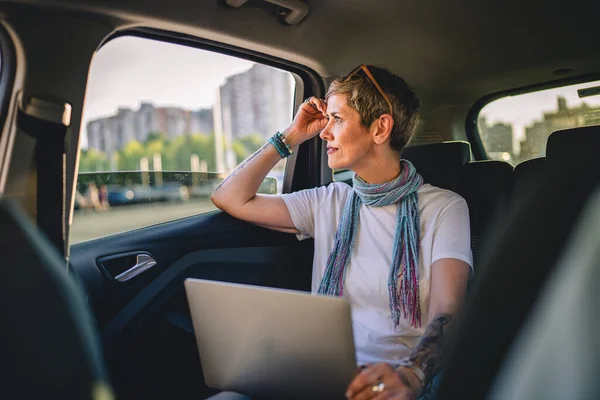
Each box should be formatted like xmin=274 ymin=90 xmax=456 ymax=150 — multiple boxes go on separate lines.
xmin=283 ymin=97 xmax=328 ymax=147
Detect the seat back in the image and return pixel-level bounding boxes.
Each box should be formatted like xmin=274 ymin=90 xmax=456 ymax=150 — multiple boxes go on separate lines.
xmin=512 ymin=157 xmax=545 ymax=208
xmin=437 ymin=125 xmax=600 ymax=400
xmin=489 ymin=190 xmax=600 ymax=400
xmin=342 ymin=140 xmax=512 ymax=268
xmin=0 ymin=199 xmax=112 ymax=399
xmin=336 ymin=141 xmax=471 ymax=190
xmin=402 ymin=141 xmax=471 ymax=190
xmin=455 ymin=160 xmax=514 ymax=263
xmin=404 ymin=141 xmax=514 ymax=265
xmin=546 ymin=124 xmax=600 ymax=164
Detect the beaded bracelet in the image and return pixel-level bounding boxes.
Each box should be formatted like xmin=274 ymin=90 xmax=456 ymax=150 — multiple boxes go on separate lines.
xmin=268 ymin=131 xmax=294 ymax=158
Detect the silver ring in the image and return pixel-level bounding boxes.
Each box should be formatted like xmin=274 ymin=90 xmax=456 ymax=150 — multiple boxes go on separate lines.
xmin=304 ymin=97 xmax=319 ymax=110
xmin=372 ymin=382 xmax=385 ymax=392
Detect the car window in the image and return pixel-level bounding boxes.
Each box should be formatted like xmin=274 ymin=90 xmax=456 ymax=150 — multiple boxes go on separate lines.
xmin=477 ymin=80 xmax=600 ymax=164
xmin=71 ymin=36 xmax=295 ymax=244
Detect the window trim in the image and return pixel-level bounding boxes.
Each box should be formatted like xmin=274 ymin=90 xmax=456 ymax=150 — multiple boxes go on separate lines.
xmin=466 ymin=73 xmax=600 ymax=161
xmin=0 ymin=21 xmax=17 ymax=193
xmin=93 ymin=28 xmax=326 ymax=193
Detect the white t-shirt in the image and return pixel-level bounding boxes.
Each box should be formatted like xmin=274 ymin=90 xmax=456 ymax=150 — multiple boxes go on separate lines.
xmin=281 ymin=182 xmax=473 ymax=365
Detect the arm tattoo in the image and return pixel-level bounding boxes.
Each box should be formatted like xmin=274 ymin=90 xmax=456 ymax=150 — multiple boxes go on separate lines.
xmin=214 ymin=143 xmax=269 ymax=192
xmin=407 ymin=313 xmax=452 ymax=385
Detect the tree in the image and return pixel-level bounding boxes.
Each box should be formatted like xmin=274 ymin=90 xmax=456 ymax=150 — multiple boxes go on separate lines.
xmin=79 ymin=148 xmax=110 ymax=172
xmin=233 ymin=133 xmax=265 ymax=164
xmin=116 ymin=140 xmax=146 ymax=171
xmin=239 ymin=133 xmax=264 ymax=153
xmin=160 ymin=133 xmax=217 ymax=171
xmin=95 ymin=132 xmax=259 ymax=174
xmin=145 ymin=131 xmax=166 ymax=144
xmin=146 ymin=138 xmax=165 ymax=169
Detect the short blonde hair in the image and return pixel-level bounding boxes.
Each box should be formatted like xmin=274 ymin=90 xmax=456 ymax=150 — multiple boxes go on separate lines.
xmin=326 ymin=65 xmax=420 ymax=153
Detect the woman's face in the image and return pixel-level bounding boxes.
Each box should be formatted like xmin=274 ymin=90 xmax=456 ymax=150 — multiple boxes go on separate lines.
xmin=319 ymin=94 xmax=375 ymax=171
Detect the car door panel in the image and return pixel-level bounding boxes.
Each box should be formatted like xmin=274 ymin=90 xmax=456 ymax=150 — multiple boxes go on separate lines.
xmin=70 ymin=209 xmax=314 ymax=398
xmin=71 ymin=211 xmax=312 ymax=321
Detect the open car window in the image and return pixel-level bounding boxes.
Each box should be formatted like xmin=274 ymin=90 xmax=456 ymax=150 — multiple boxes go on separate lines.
xmin=477 ymin=80 xmax=600 ymax=165
xmin=72 ymin=36 xmax=295 ymax=244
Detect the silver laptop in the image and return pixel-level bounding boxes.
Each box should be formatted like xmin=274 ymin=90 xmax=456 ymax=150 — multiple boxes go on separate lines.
xmin=184 ymin=278 xmax=357 ymax=400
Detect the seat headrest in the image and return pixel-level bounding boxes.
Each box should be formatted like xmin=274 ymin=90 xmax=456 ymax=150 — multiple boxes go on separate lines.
xmin=456 ymin=160 xmax=514 ymax=222
xmin=457 ymin=160 xmax=514 ymax=194
xmin=514 ymin=157 xmax=545 ymax=180
xmin=546 ymin=125 xmax=600 ymax=165
xmin=402 ymin=141 xmax=471 ymax=190
xmin=512 ymin=157 xmax=546 ymax=207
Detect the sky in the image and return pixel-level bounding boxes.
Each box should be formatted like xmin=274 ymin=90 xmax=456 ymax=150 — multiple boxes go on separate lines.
xmin=81 ymin=36 xmax=255 ymax=147
xmin=82 ymin=36 xmax=600 ymax=150
xmin=480 ymin=80 xmax=600 ymax=143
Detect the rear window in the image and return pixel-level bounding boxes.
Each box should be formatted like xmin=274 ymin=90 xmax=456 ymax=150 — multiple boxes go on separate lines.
xmin=477 ymin=80 xmax=600 ymax=164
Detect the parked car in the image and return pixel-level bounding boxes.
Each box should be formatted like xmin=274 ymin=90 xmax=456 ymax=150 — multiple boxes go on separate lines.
xmin=150 ymin=182 xmax=190 ymax=202
xmin=106 ymin=183 xmax=189 ymax=206
xmin=107 ymin=185 xmax=136 ymax=205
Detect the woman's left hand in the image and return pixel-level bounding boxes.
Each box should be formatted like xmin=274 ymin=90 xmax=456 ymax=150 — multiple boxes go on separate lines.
xmin=345 ymin=363 xmax=423 ymax=400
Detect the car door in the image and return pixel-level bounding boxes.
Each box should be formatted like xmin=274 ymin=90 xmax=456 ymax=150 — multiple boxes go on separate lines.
xmin=67 ymin=32 xmax=325 ymax=399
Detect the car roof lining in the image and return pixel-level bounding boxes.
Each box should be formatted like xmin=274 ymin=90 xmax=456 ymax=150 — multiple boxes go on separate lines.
xmin=4 ymin=0 xmax=599 ymax=113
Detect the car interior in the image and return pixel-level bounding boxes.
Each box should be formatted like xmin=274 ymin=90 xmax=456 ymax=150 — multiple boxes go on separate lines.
xmin=0 ymin=0 xmax=599 ymax=399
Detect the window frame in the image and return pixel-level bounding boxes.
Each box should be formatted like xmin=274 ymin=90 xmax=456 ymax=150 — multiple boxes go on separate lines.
xmin=69 ymin=28 xmax=326 ymax=243
xmin=466 ymin=73 xmax=600 ymax=161
xmin=0 ymin=21 xmax=18 ymax=194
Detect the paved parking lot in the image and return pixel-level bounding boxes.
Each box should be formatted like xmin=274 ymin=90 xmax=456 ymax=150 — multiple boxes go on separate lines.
xmin=70 ymin=198 xmax=218 ymax=244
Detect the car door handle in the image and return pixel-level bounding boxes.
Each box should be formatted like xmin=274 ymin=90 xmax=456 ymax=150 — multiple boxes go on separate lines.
xmin=114 ymin=254 xmax=157 ymax=282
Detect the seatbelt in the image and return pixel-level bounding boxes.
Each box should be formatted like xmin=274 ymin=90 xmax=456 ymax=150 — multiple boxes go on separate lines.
xmin=17 ymin=95 xmax=71 ymax=256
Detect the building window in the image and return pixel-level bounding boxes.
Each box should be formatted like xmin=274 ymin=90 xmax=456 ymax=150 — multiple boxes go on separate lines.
xmin=477 ymin=80 xmax=600 ymax=164
xmin=72 ymin=36 xmax=295 ymax=244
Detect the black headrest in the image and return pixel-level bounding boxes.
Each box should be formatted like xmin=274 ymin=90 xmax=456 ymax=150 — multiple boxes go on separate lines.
xmin=514 ymin=157 xmax=545 ymax=181
xmin=513 ymin=157 xmax=545 ymax=195
xmin=402 ymin=141 xmax=471 ymax=190
xmin=457 ymin=161 xmax=514 ymax=206
xmin=546 ymin=125 xmax=600 ymax=167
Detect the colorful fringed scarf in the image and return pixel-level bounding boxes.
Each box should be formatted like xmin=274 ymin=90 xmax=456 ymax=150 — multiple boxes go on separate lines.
xmin=317 ymin=159 xmax=424 ymax=328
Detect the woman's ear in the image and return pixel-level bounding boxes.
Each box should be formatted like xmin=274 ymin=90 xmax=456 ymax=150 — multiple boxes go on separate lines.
xmin=372 ymin=114 xmax=394 ymax=145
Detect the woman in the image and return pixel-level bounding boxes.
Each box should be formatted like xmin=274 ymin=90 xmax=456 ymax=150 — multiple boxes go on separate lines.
xmin=211 ymin=65 xmax=472 ymax=400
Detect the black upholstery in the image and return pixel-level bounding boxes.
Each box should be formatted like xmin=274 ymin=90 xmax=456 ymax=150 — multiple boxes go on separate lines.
xmin=342 ymin=139 xmax=512 ymax=271
xmin=512 ymin=157 xmax=545 ymax=201
xmin=511 ymin=125 xmax=600 ymax=207
xmin=403 ymin=141 xmax=514 ymax=266
xmin=455 ymin=161 xmax=514 ymax=263
xmin=437 ymin=127 xmax=600 ymax=400
xmin=488 ymin=192 xmax=600 ymax=399
xmin=402 ymin=141 xmax=471 ymax=190
xmin=0 ymin=199 xmax=111 ymax=399
xmin=546 ymin=124 xmax=600 ymax=167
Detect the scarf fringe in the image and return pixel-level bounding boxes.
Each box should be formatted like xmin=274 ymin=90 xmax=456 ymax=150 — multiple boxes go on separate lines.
xmin=318 ymin=160 xmax=424 ymax=328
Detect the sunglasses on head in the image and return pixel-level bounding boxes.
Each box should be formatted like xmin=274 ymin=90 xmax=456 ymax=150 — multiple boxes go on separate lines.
xmin=344 ymin=64 xmax=393 ymax=116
